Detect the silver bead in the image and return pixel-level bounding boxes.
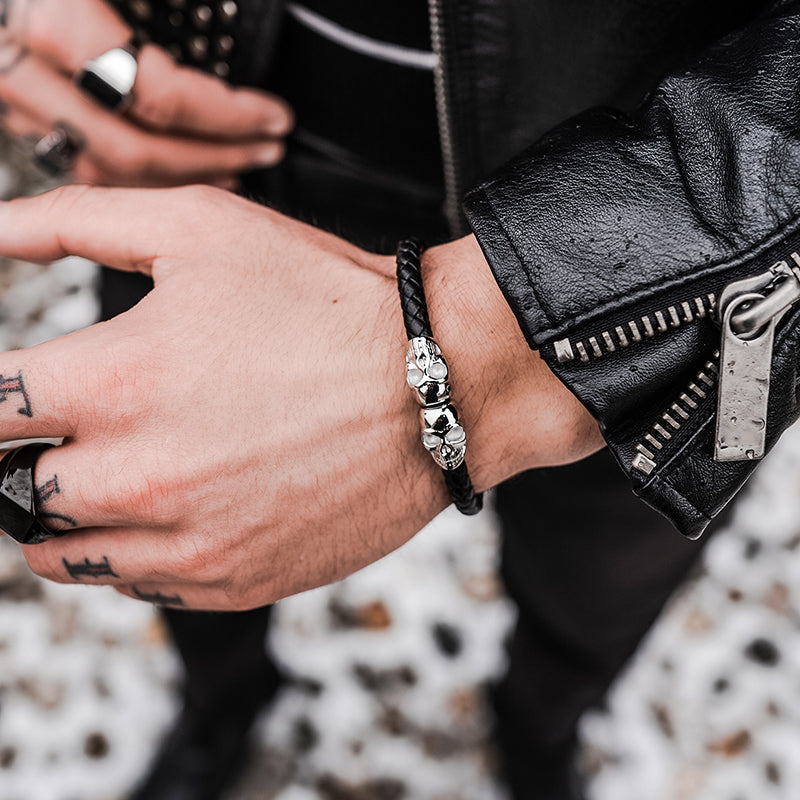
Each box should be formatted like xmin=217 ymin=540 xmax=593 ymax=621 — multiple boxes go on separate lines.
xmin=420 ymin=404 xmax=466 ymax=471
xmin=405 ymin=336 xmax=450 ymax=406
xmin=213 ymin=61 xmax=230 ymax=78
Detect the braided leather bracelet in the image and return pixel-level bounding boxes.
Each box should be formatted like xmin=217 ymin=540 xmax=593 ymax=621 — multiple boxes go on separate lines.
xmin=396 ymin=239 xmax=483 ymax=516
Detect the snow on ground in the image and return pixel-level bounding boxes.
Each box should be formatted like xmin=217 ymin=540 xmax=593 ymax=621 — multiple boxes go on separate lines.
xmin=3 ymin=134 xmax=800 ymax=800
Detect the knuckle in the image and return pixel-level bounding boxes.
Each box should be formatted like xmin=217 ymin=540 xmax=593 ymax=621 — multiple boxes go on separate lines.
xmin=23 ymin=545 xmax=66 ymax=583
xmin=97 ymin=136 xmax=149 ymax=177
xmin=134 ymin=84 xmax=179 ymax=130
xmin=171 ymin=534 xmax=227 ymax=584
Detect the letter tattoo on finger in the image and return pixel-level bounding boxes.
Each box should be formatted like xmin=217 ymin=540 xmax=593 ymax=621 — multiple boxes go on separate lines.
xmin=132 ymin=587 xmax=185 ymax=607
xmin=63 ymin=556 xmax=120 ymax=580
xmin=0 ymin=373 xmax=32 ymax=417
xmin=35 ymin=475 xmax=77 ymax=528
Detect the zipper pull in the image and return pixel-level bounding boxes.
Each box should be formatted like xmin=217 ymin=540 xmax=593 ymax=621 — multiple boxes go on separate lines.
xmin=714 ymin=257 xmax=800 ymax=462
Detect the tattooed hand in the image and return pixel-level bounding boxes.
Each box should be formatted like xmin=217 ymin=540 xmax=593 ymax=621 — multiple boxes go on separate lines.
xmin=0 ymin=0 xmax=291 ymax=186
xmin=0 ymin=186 xmax=601 ymax=610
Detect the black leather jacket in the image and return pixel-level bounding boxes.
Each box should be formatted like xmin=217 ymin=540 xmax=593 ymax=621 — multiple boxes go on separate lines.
xmin=121 ymin=0 xmax=799 ymax=538
xmin=455 ymin=0 xmax=800 ymax=538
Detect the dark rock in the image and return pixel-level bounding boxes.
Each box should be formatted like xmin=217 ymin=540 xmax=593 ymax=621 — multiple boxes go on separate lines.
xmin=432 ymin=622 xmax=463 ymax=658
xmin=84 ymin=732 xmax=109 ymax=759
xmin=0 ymin=746 xmax=15 ymax=768
xmin=293 ymin=716 xmax=318 ymax=754
xmin=745 ymin=638 xmax=780 ymax=666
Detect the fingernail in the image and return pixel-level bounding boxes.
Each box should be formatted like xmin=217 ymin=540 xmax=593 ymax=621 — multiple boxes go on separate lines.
xmin=254 ymin=144 xmax=283 ymax=167
xmin=264 ymin=109 xmax=294 ymax=137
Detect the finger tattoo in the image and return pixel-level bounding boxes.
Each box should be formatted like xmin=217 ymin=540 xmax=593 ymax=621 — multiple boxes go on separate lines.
xmin=35 ymin=475 xmax=77 ymax=528
xmin=0 ymin=373 xmax=32 ymax=417
xmin=63 ymin=556 xmax=120 ymax=580
xmin=132 ymin=587 xmax=185 ymax=607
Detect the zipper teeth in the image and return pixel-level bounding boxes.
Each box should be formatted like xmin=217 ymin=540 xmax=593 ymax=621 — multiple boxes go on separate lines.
xmin=631 ymin=351 xmax=720 ymax=476
xmin=428 ymin=0 xmax=464 ymax=237
xmin=553 ymin=293 xmax=717 ymax=364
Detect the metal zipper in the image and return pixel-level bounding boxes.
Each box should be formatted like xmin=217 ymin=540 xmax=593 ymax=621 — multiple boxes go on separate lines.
xmin=553 ymin=292 xmax=717 ymax=364
xmin=631 ymin=353 xmax=719 ymax=476
xmin=428 ymin=0 xmax=464 ymax=237
xmin=631 ymin=253 xmax=800 ymax=476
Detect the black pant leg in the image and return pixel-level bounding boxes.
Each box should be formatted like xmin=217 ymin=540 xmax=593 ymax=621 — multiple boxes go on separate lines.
xmin=494 ymin=449 xmax=728 ymax=796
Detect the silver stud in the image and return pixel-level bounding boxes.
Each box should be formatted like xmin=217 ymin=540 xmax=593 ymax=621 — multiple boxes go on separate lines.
xmin=213 ymin=61 xmax=231 ymax=78
xmin=216 ymin=34 xmax=235 ymax=55
xmin=129 ymin=0 xmax=152 ymax=20
xmin=189 ymin=35 xmax=209 ymax=60
xmin=168 ymin=0 xmax=186 ymax=7
xmin=219 ymin=0 xmax=238 ymax=22
xmin=192 ymin=4 xmax=213 ymax=28
xmin=169 ymin=10 xmax=184 ymax=27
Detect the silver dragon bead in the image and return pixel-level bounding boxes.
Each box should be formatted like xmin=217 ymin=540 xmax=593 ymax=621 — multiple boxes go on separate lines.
xmin=420 ymin=403 xmax=467 ymax=470
xmin=405 ymin=336 xmax=451 ymax=406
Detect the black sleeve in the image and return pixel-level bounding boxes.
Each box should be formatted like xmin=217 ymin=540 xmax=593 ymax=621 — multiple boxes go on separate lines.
xmin=464 ymin=1 xmax=800 ymax=538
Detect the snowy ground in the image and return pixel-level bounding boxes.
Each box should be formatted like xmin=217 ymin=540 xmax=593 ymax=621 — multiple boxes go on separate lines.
xmin=3 ymin=134 xmax=800 ymax=800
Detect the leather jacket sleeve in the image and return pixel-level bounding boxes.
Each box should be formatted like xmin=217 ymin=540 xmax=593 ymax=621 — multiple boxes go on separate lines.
xmin=463 ymin=1 xmax=800 ymax=539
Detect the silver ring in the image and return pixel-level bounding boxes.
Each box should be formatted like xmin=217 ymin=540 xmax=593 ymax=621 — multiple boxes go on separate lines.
xmin=34 ymin=121 xmax=86 ymax=176
xmin=77 ymin=44 xmax=139 ymax=112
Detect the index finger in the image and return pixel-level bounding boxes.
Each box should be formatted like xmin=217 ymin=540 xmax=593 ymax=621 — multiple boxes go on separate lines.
xmin=0 ymin=184 xmax=224 ymax=272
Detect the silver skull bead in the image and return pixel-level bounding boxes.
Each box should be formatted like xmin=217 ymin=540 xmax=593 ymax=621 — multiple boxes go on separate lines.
xmin=421 ymin=403 xmax=467 ymax=470
xmin=405 ymin=336 xmax=450 ymax=406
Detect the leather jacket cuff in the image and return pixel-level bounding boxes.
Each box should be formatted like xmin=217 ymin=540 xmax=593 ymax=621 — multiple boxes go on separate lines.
xmin=464 ymin=3 xmax=800 ymax=539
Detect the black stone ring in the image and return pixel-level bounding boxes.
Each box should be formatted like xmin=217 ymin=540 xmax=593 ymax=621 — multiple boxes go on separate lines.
xmin=33 ymin=121 xmax=86 ymax=176
xmin=0 ymin=444 xmax=61 ymax=545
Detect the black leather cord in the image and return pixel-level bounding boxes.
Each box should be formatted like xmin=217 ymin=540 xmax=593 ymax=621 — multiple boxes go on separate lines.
xmin=396 ymin=238 xmax=432 ymax=339
xmin=396 ymin=239 xmax=483 ymax=516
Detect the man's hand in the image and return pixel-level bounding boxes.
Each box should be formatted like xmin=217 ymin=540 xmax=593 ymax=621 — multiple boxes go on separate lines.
xmin=0 ymin=0 xmax=292 ymax=185
xmin=0 ymin=185 xmax=602 ymax=610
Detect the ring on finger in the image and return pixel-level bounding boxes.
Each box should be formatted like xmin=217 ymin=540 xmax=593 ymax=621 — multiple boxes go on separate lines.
xmin=77 ymin=43 xmax=139 ymax=112
xmin=0 ymin=443 xmax=61 ymax=545
xmin=33 ymin=120 xmax=86 ymax=176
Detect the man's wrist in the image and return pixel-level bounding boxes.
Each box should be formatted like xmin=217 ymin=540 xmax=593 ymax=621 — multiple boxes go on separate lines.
xmin=420 ymin=235 xmax=603 ymax=490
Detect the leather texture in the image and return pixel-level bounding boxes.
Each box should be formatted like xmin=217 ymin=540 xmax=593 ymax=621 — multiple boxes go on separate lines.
xmin=396 ymin=238 xmax=433 ymax=339
xmin=463 ymin=1 xmax=800 ymax=537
